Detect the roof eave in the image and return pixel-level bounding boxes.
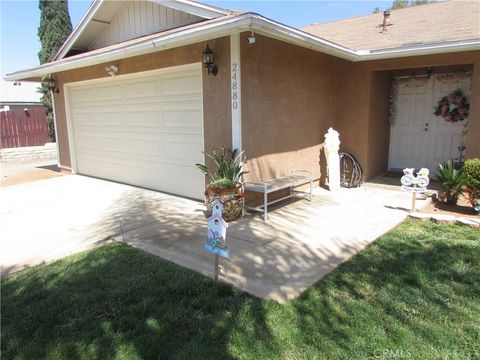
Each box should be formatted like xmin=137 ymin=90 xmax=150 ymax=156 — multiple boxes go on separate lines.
xmin=4 ymin=14 xmax=358 ymax=82
xmin=53 ymin=0 xmax=103 ymax=61
xmin=359 ymin=39 xmax=480 ymax=61
xmin=4 ymin=14 xmax=480 ymax=82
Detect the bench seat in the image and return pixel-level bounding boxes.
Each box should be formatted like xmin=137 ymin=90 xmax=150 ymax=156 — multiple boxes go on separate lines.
xmin=243 ymin=170 xmax=312 ymax=221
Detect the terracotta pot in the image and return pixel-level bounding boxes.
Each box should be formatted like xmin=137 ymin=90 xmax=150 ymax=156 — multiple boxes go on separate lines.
xmin=205 ymin=183 xmax=244 ymax=222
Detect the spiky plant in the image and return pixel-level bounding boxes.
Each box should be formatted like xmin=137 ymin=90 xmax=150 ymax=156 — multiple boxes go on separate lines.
xmin=195 ymin=147 xmax=248 ymax=189
xmin=432 ymin=160 xmax=466 ymax=205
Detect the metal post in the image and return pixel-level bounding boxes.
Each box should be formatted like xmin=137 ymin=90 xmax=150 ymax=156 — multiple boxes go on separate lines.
xmin=264 ymin=189 xmax=268 ymax=222
xmin=411 ymin=185 xmax=416 ymax=212
xmin=214 ymin=254 xmax=219 ymax=281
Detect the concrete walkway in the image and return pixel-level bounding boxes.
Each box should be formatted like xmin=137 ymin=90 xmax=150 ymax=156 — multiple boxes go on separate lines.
xmin=1 ymin=175 xmax=429 ymax=302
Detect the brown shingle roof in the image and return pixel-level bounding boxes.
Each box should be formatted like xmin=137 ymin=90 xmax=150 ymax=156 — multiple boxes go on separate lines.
xmin=301 ymin=0 xmax=480 ymax=51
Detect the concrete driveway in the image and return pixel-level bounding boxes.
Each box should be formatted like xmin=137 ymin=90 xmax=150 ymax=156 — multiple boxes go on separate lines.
xmin=1 ymin=175 xmax=429 ymax=302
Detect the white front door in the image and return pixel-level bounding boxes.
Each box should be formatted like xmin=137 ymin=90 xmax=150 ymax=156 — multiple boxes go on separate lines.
xmin=389 ymin=75 xmax=470 ymax=172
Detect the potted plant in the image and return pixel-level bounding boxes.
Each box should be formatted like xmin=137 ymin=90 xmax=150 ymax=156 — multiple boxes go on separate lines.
xmin=432 ymin=160 xmax=466 ymax=205
xmin=196 ymin=147 xmax=247 ymax=221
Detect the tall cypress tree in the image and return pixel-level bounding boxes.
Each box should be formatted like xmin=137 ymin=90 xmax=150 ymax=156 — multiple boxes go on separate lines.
xmin=37 ymin=0 xmax=72 ymax=140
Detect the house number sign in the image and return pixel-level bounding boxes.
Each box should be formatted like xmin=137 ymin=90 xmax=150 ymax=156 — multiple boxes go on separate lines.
xmin=231 ymin=62 xmax=239 ymax=110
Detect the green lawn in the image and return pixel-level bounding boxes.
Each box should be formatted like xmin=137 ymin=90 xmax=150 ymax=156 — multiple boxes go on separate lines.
xmin=2 ymin=219 xmax=479 ymax=360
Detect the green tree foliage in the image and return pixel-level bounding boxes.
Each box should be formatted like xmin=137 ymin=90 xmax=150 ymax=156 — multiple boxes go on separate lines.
xmin=391 ymin=0 xmax=409 ymax=9
xmin=37 ymin=0 xmax=72 ymax=139
xmin=376 ymin=0 xmax=435 ymax=13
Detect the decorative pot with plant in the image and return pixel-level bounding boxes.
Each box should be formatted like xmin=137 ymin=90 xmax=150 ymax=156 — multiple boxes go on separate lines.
xmin=196 ymin=147 xmax=247 ymax=222
xmin=464 ymin=158 xmax=480 ymax=214
xmin=432 ymin=160 xmax=466 ymax=205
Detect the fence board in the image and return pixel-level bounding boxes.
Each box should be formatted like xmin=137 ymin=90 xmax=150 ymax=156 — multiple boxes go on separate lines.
xmin=0 ymin=108 xmax=50 ymax=149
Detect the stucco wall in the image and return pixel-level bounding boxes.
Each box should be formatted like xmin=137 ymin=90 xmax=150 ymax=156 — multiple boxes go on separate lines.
xmin=367 ymin=71 xmax=392 ymax=179
xmin=52 ymin=37 xmax=231 ymax=170
xmin=240 ymin=33 xmax=338 ymax=183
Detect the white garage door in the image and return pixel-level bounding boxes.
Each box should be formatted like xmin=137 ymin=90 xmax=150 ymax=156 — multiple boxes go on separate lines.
xmin=67 ymin=64 xmax=204 ymax=199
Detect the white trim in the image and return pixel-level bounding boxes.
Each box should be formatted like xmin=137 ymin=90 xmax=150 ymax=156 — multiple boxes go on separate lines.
xmin=199 ymin=62 xmax=206 ymax=191
xmin=153 ymin=0 xmax=229 ymax=19
xmin=230 ymin=33 xmax=242 ymax=155
xmin=6 ymin=13 xmax=480 ymax=81
xmin=63 ymin=84 xmax=77 ymax=174
xmin=55 ymin=0 xmax=228 ymax=61
xmin=50 ymin=87 xmax=61 ymax=167
xmin=54 ymin=0 xmax=103 ymax=61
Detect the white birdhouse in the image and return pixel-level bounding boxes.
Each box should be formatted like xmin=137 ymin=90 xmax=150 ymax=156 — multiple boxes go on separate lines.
xmin=207 ymin=213 xmax=229 ymax=248
xmin=211 ymin=198 xmax=224 ymax=217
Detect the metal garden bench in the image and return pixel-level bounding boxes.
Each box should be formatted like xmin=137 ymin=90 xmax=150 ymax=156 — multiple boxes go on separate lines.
xmin=243 ymin=169 xmax=313 ymax=222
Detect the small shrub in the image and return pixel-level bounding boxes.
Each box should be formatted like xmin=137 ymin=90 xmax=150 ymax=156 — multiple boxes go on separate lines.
xmin=464 ymin=158 xmax=480 ymax=206
xmin=432 ymin=160 xmax=466 ymax=205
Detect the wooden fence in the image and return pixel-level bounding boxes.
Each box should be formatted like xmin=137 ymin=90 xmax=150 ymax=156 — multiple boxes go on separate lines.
xmin=0 ymin=108 xmax=50 ymax=149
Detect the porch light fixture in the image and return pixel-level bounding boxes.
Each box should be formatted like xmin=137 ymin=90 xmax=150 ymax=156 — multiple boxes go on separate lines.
xmin=202 ymin=45 xmax=218 ymax=76
xmin=45 ymin=76 xmax=59 ymax=94
xmin=425 ymin=66 xmax=434 ymax=78
xmin=106 ymin=64 xmax=119 ymax=77
xmin=247 ymin=31 xmax=256 ymax=45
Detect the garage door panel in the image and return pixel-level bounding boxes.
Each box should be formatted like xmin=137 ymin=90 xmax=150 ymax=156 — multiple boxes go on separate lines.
xmin=163 ymin=109 xmax=202 ymax=132
xmin=95 ymin=84 xmax=123 ymax=101
xmin=70 ymin=64 xmax=204 ymax=199
xmin=127 ymin=138 xmax=160 ymax=156
xmin=163 ymin=138 xmax=203 ymax=165
xmin=162 ymin=73 xmax=201 ymax=97
xmin=124 ymin=110 xmax=159 ymax=127
xmin=124 ymin=79 xmax=159 ymax=99
xmin=159 ymin=165 xmax=204 ymax=199
xmin=71 ymin=87 xmax=94 ymax=103
xmin=96 ymin=112 xmax=127 ymax=128
xmin=73 ymin=112 xmax=98 ymax=127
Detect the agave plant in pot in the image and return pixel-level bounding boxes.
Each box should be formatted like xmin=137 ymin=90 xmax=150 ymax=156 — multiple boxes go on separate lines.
xmin=196 ymin=147 xmax=247 ymax=222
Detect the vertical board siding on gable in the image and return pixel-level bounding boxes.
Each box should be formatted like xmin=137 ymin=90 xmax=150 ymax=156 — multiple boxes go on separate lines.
xmin=89 ymin=1 xmax=202 ymax=50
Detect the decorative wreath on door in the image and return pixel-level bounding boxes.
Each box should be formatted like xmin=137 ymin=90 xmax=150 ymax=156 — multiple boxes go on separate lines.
xmin=433 ymin=89 xmax=469 ymax=123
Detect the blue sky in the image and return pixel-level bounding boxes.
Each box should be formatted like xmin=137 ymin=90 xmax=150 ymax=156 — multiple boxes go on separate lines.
xmin=1 ymin=0 xmax=392 ymax=77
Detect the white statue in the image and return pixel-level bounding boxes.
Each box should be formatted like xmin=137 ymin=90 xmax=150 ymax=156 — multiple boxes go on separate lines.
xmin=324 ymin=127 xmax=341 ymax=191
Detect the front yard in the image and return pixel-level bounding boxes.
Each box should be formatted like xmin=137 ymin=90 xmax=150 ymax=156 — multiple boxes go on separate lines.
xmin=1 ymin=219 xmax=479 ymax=359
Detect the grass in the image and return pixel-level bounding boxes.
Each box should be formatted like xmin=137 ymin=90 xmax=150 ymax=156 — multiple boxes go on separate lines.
xmin=1 ymin=219 xmax=479 ymax=359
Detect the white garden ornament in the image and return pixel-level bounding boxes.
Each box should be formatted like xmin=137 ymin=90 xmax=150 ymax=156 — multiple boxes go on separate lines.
xmin=401 ymin=168 xmax=430 ymax=211
xmin=324 ymin=127 xmax=341 ymax=191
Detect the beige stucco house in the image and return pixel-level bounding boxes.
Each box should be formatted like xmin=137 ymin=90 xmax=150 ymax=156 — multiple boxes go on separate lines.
xmin=5 ymin=0 xmax=479 ymax=200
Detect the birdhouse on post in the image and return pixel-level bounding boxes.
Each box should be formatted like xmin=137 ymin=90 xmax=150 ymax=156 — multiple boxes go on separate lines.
xmin=204 ymin=197 xmax=230 ymax=280
xmin=211 ymin=198 xmax=224 ymax=217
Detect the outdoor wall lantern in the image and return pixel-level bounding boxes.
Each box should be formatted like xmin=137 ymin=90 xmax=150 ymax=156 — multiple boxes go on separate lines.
xmin=202 ymin=45 xmax=218 ymax=76
xmin=425 ymin=67 xmax=434 ymax=78
xmin=45 ymin=76 xmax=59 ymax=94
xmin=247 ymin=31 xmax=256 ymax=45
